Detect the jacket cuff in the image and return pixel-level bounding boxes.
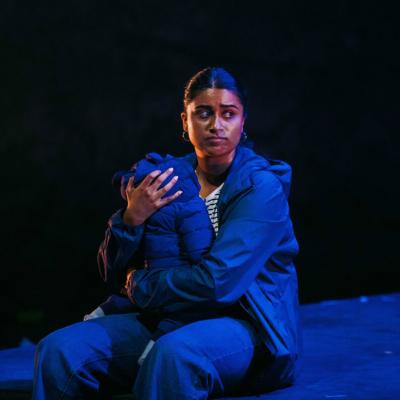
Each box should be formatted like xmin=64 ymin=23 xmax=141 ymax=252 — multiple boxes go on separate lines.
xmin=126 ymin=269 xmax=139 ymax=304
xmin=127 ymin=268 xmax=150 ymax=308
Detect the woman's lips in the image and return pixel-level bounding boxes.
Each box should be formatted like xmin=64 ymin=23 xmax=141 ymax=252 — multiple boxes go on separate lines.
xmin=205 ymin=137 xmax=227 ymax=145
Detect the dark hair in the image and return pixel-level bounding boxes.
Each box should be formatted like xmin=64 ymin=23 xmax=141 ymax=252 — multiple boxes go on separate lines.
xmin=183 ymin=67 xmax=248 ymax=118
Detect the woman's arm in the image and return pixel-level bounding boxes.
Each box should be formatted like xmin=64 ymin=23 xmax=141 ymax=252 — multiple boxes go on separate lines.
xmin=128 ymin=172 xmax=292 ymax=313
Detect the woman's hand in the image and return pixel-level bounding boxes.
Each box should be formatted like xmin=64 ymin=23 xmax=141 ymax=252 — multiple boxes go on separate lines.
xmin=125 ymin=267 xmax=137 ymax=303
xmin=123 ymin=168 xmax=182 ymax=226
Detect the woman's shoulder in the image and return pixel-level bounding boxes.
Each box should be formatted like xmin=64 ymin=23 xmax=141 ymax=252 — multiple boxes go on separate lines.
xmin=230 ymin=146 xmax=293 ymax=198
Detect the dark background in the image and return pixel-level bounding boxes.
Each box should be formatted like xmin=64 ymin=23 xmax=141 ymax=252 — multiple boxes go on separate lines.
xmin=1 ymin=2 xmax=398 ymax=348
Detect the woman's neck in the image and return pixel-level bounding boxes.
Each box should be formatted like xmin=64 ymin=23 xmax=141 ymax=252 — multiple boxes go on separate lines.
xmin=195 ymin=153 xmax=234 ymax=197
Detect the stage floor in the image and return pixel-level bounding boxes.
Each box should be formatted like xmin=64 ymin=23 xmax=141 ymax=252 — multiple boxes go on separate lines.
xmin=1 ymin=293 xmax=399 ymax=399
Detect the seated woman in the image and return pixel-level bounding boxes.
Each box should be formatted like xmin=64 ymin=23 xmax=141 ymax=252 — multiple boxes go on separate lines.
xmin=32 ymin=66 xmax=300 ymax=400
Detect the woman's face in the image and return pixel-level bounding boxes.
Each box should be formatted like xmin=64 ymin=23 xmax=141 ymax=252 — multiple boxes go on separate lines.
xmin=181 ymin=88 xmax=245 ymax=160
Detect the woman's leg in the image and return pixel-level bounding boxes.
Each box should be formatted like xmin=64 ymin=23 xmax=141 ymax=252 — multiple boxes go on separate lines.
xmin=33 ymin=313 xmax=152 ymax=399
xmin=134 ymin=316 xmax=270 ymax=400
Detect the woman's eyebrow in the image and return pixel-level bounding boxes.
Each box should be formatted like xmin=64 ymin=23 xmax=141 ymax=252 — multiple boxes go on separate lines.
xmin=220 ymin=104 xmax=239 ymax=109
xmin=194 ymin=105 xmax=212 ymax=110
xmin=194 ymin=104 xmax=239 ymax=109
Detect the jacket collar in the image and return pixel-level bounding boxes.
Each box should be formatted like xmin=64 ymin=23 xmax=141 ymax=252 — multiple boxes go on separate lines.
xmin=182 ymin=145 xmax=269 ymax=209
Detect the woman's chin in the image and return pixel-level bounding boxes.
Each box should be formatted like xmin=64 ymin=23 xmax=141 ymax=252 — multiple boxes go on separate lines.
xmin=203 ymin=147 xmax=236 ymax=159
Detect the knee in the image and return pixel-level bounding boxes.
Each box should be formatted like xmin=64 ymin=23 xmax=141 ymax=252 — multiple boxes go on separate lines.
xmin=36 ymin=323 xmax=95 ymax=379
xmin=143 ymin=332 xmax=209 ymax=380
xmin=135 ymin=332 xmax=212 ymax=398
xmin=149 ymin=333 xmax=196 ymax=366
xmin=37 ymin=329 xmax=63 ymax=354
xmin=35 ymin=329 xmax=72 ymax=375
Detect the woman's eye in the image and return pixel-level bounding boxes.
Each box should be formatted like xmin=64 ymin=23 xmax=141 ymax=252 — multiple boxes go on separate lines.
xmin=223 ymin=111 xmax=235 ymax=118
xmin=197 ymin=110 xmax=210 ymax=119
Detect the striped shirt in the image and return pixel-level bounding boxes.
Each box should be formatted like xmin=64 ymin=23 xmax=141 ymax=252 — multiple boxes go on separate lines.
xmin=203 ymin=183 xmax=224 ymax=236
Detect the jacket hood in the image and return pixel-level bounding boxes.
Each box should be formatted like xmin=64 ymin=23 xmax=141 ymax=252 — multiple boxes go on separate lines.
xmin=229 ymin=145 xmax=292 ymax=198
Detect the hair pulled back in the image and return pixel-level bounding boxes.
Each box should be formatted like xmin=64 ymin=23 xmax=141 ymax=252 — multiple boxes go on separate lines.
xmin=183 ymin=67 xmax=248 ymax=118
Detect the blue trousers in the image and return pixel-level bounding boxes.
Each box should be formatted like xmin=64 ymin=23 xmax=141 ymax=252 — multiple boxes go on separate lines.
xmin=32 ymin=313 xmax=276 ymax=399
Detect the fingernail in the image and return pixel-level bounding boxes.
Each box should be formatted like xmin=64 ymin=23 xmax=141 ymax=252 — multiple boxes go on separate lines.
xmin=173 ymin=176 xmax=178 ymax=180
xmin=177 ymin=190 xmax=183 ymax=195
xmin=168 ymin=167 xmax=173 ymax=172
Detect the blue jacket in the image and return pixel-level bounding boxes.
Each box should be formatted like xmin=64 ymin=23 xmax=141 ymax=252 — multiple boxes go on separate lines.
xmin=113 ymin=152 xmax=214 ymax=269
xmin=98 ymin=145 xmax=300 ymax=383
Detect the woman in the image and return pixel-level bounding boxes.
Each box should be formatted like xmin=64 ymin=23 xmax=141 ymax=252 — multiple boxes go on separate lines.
xmin=33 ymin=67 xmax=300 ymax=399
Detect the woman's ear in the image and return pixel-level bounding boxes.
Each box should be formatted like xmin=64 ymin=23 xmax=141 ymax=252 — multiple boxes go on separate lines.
xmin=181 ymin=111 xmax=188 ymax=132
xmin=240 ymin=117 xmax=245 ymax=133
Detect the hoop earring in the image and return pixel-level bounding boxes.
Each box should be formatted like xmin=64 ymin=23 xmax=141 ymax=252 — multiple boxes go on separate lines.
xmin=182 ymin=131 xmax=190 ymax=142
xmin=241 ymin=131 xmax=248 ymax=141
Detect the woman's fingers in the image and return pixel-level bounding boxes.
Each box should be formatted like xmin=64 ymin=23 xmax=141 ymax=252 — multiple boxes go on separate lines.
xmin=126 ymin=175 xmax=135 ymax=190
xmin=158 ymin=189 xmax=183 ymax=207
xmin=149 ymin=168 xmax=174 ymax=189
xmin=124 ymin=176 xmax=136 ymax=201
xmin=138 ymin=167 xmax=179 ymax=199
xmin=138 ymin=168 xmax=176 ymax=193
xmin=139 ymin=169 xmax=162 ymax=189
xmin=123 ymin=167 xmax=181 ymax=226
xmin=157 ymin=175 xmax=179 ymax=197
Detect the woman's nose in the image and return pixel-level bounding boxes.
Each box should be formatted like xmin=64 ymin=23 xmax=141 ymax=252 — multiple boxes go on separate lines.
xmin=210 ymin=115 xmax=223 ymax=132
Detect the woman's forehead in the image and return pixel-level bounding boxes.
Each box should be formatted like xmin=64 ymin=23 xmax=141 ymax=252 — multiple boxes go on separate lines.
xmin=189 ymin=88 xmax=242 ymax=109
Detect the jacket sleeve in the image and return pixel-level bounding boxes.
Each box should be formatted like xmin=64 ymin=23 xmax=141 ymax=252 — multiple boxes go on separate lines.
xmin=97 ymin=208 xmax=145 ymax=292
xmin=130 ymin=172 xmax=290 ymax=313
